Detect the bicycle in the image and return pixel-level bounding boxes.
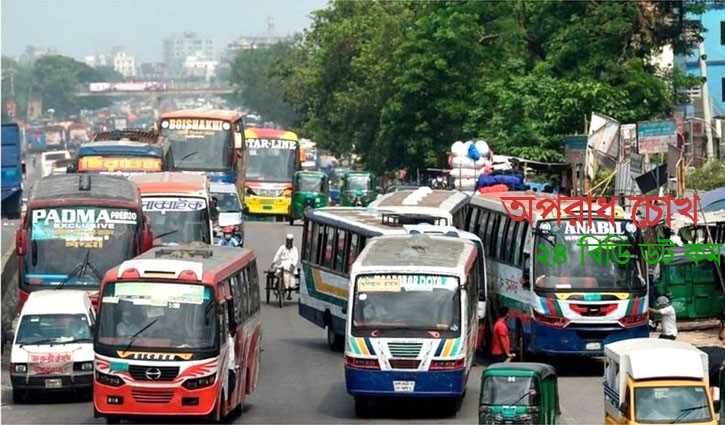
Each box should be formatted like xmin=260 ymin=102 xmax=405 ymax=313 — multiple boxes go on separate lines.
xmin=264 ymin=266 xmax=300 ymax=308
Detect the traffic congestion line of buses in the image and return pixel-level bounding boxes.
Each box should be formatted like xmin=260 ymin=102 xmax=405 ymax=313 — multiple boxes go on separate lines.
xmin=6 ymin=108 xmax=724 ymax=424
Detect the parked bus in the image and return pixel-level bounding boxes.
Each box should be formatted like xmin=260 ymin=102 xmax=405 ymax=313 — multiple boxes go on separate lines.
xmin=93 ymin=244 xmax=262 ymax=423
xmin=462 ymin=192 xmax=649 ymax=358
xmin=69 ymin=130 xmax=173 ymax=177
xmin=129 ymin=172 xmax=213 ymax=246
xmin=243 ymin=128 xmax=300 ymax=218
xmin=367 ymin=187 xmax=469 ymax=229
xmin=158 ymin=110 xmax=246 ymax=187
xmin=345 ymin=234 xmax=482 ymax=416
xmin=15 ymin=174 xmax=153 ymax=307
xmin=300 ymin=206 xmax=485 ymax=351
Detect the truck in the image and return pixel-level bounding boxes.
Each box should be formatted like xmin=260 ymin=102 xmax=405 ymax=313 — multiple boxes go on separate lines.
xmin=604 ymin=338 xmax=717 ymax=425
xmin=2 ymin=123 xmax=26 ymax=219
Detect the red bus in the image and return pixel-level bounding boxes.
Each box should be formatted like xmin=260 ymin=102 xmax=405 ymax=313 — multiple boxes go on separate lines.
xmin=15 ymin=174 xmax=153 ymax=308
xmin=93 ymin=244 xmax=262 ymax=423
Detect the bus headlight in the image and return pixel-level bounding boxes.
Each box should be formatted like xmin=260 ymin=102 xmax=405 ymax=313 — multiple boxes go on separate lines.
xmin=282 ymin=188 xmax=292 ymax=198
xmin=96 ymin=371 xmax=123 ymax=387
xmin=182 ymin=374 xmax=216 ymax=390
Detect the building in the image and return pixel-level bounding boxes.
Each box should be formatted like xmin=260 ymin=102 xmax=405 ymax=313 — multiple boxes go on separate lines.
xmin=182 ymin=56 xmax=218 ymax=82
xmin=112 ymin=52 xmax=136 ymax=78
xmin=163 ymin=32 xmax=215 ymax=71
xmin=84 ymin=54 xmax=109 ymax=68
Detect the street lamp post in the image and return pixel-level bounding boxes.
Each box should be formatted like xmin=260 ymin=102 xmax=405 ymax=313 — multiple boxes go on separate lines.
xmin=697 ymin=38 xmax=714 ymax=161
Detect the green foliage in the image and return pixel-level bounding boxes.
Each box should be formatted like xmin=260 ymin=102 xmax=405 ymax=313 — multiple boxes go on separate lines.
xmin=686 ymin=161 xmax=725 ymax=192
xmin=234 ymin=0 xmax=704 ymax=174
xmin=229 ymin=42 xmax=299 ymax=128
xmin=2 ymin=54 xmax=113 ymax=121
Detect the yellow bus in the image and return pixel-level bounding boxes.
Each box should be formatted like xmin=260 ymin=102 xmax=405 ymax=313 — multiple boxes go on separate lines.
xmin=243 ymin=128 xmax=301 ymax=218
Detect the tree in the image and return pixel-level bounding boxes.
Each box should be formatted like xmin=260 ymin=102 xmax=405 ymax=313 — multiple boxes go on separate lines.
xmin=229 ymin=42 xmax=298 ymax=128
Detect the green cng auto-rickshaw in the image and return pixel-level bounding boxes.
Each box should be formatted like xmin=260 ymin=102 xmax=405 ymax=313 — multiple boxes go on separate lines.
xmin=479 ymin=362 xmax=561 ymax=425
xmin=340 ymin=171 xmax=377 ymax=207
xmin=289 ymin=170 xmax=329 ymax=225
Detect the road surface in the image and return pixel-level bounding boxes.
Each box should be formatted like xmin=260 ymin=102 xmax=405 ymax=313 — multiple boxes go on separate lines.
xmin=1 ymin=221 xmax=604 ymax=423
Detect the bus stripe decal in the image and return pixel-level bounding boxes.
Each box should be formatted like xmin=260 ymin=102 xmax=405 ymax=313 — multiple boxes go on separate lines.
xmin=625 ymin=297 xmax=634 ymax=316
xmin=363 ymin=338 xmax=376 ymax=356
xmin=311 ymin=268 xmax=348 ymax=299
xmin=539 ymin=297 xmax=550 ymax=315
xmin=356 ymin=338 xmax=370 ymax=356
xmin=442 ymin=339 xmax=454 ymax=357
xmin=550 ymin=298 xmax=563 ymax=316
xmin=434 ymin=340 xmax=445 ymax=357
xmin=348 ymin=337 xmax=360 ymax=355
xmin=450 ymin=338 xmax=461 ymax=357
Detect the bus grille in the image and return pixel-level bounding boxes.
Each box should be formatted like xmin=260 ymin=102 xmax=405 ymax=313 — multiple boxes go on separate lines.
xmin=387 ymin=342 xmax=422 ymax=358
xmin=389 ymin=359 xmax=421 ymax=369
xmin=255 ymin=188 xmax=282 ymax=197
xmin=131 ymin=389 xmax=174 ymax=404
xmin=128 ymin=365 xmax=180 ymax=381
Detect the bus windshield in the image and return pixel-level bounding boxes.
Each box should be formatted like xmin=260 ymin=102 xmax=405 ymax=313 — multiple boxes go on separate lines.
xmin=245 ymin=138 xmax=298 ymax=182
xmin=26 ymin=207 xmax=138 ymax=287
xmin=533 ymin=219 xmax=644 ymax=292
xmin=96 ymin=281 xmax=218 ymax=351
xmin=142 ymin=197 xmax=210 ymax=245
xmin=161 ymin=123 xmax=232 ymax=171
xmin=351 ymin=273 xmax=461 ymax=338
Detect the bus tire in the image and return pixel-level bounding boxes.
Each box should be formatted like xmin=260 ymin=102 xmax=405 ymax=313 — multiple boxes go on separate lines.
xmin=444 ymin=397 xmax=461 ymax=416
xmin=514 ymin=322 xmax=525 ymax=362
xmin=327 ymin=325 xmax=343 ymax=352
xmin=354 ymin=397 xmax=370 ymax=418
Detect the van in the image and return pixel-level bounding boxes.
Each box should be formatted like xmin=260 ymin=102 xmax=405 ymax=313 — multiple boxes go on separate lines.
xmin=210 ymin=181 xmax=247 ymax=245
xmin=10 ymin=290 xmax=96 ymax=403
xmin=40 ymin=150 xmax=72 ymax=178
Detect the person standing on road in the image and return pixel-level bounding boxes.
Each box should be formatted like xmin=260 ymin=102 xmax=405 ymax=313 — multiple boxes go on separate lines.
xmin=491 ymin=306 xmax=515 ymax=363
xmin=649 ymin=296 xmax=677 ymax=340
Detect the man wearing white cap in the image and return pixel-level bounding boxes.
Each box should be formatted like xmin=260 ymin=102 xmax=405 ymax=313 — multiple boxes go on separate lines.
xmin=272 ymin=234 xmax=299 ymax=300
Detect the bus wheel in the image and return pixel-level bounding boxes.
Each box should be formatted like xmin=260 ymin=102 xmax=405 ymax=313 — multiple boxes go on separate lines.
xmin=443 ymin=397 xmax=461 ymax=416
xmin=514 ymin=322 xmax=525 ymax=362
xmin=354 ymin=397 xmax=370 ymax=418
xmin=327 ymin=326 xmax=343 ymax=352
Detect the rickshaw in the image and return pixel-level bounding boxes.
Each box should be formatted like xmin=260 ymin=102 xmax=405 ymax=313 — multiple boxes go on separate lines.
xmin=288 ymin=170 xmax=329 ymax=225
xmin=479 ymin=362 xmax=561 ymax=425
xmin=264 ymin=267 xmax=301 ymax=308
xmin=339 ymin=171 xmax=377 ymax=207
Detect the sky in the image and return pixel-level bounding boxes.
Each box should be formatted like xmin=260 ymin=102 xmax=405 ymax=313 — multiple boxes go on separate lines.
xmin=1 ymin=0 xmax=328 ymax=62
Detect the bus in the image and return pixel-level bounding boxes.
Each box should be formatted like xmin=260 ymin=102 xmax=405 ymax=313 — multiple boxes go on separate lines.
xmin=15 ymin=174 xmax=153 ymax=307
xmin=129 ymin=172 xmax=214 ymax=246
xmin=300 ymin=206 xmax=485 ymax=351
xmin=158 ymin=110 xmax=246 ymax=187
xmin=462 ymin=191 xmax=649 ymax=358
xmin=93 ymin=244 xmax=262 ymax=423
xmin=70 ymin=130 xmax=173 ymax=177
xmin=367 ymin=187 xmax=469 ymax=229
xmin=345 ymin=234 xmax=482 ymax=417
xmin=243 ymin=128 xmax=300 ymax=218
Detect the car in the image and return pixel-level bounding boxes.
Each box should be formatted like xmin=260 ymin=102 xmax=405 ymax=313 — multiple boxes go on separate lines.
xmin=210 ymin=181 xmax=247 ymax=246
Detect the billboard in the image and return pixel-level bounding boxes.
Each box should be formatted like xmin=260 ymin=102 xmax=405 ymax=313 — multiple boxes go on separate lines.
xmin=636 ymin=119 xmax=677 ymax=154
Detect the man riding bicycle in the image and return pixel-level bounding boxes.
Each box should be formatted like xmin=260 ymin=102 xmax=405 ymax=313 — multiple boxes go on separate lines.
xmin=272 ymin=234 xmax=299 ymax=300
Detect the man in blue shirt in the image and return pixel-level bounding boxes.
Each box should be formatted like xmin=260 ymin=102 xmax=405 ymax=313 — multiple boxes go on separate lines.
xmin=218 ymin=226 xmax=239 ymax=247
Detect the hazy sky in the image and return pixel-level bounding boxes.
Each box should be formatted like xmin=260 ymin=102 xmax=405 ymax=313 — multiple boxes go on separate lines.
xmin=1 ymin=0 xmax=328 ymax=62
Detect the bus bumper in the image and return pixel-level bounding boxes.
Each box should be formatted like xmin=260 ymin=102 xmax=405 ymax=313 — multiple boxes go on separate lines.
xmin=345 ymin=367 xmax=466 ymax=398
xmin=529 ymin=321 xmax=649 ymax=356
xmin=245 ymin=196 xmax=290 ymax=215
xmin=93 ymin=382 xmax=217 ymax=417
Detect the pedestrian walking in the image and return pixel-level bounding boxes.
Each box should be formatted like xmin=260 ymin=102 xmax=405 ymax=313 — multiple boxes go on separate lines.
xmin=649 ymin=296 xmax=677 ymax=340
xmin=491 ymin=306 xmax=516 ymax=363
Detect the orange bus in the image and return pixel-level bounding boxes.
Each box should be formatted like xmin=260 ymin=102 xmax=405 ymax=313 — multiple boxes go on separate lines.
xmin=93 ymin=244 xmax=262 ymax=423
xmin=157 ymin=110 xmax=246 ymax=190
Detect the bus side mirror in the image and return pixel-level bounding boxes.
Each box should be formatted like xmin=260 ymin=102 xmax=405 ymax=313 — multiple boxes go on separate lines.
xmin=16 ymin=229 xmax=27 ymax=256
xmin=619 ymin=402 xmax=629 ymax=415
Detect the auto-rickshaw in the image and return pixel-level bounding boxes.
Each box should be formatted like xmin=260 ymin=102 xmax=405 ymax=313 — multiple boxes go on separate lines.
xmin=288 ymin=170 xmax=329 ymax=225
xmin=339 ymin=171 xmax=377 ymax=207
xmin=479 ymin=362 xmax=560 ymax=425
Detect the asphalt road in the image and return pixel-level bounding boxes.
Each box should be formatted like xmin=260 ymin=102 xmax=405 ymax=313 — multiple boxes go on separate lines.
xmin=1 ymin=221 xmax=604 ymax=424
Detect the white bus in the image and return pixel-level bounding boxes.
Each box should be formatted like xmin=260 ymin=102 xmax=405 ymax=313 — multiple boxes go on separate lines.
xmin=368 ymin=187 xmax=469 ymax=229
xmin=300 ymin=207 xmax=486 ymax=351
xmin=462 ymin=191 xmax=649 ymax=358
xmin=345 ymin=234 xmax=482 ymax=417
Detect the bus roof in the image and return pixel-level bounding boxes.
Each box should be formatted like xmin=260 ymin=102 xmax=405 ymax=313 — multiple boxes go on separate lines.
xmin=108 ymin=244 xmax=255 ymax=284
xmin=371 ymin=188 xmax=467 ymax=209
xmin=245 ymin=127 xmax=298 ymax=141
xmin=306 ymin=207 xmax=448 ymax=238
xmin=159 ymin=109 xmax=242 ymax=121
xmin=90 ymin=129 xmax=160 ymax=144
xmin=78 ymin=141 xmax=164 ymax=157
xmin=354 ymin=234 xmax=476 ymax=271
xmin=129 ymin=172 xmax=209 ymax=195
xmin=29 ymin=174 xmax=140 ymax=204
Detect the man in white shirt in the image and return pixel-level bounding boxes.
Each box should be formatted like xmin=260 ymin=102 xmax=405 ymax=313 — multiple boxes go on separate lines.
xmin=272 ymin=234 xmax=299 ymax=300
xmin=649 ymin=296 xmax=677 ymax=340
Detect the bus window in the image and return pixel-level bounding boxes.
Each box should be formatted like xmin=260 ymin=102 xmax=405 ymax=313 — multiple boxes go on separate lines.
xmin=334 ymin=229 xmax=347 ymax=272
xmin=497 ymin=216 xmax=509 ymax=260
xmin=348 ymin=233 xmax=360 ymax=268
xmin=467 ymin=207 xmax=479 ymax=234
xmin=313 ymin=223 xmax=324 ymax=265
xmin=512 ymin=222 xmax=525 ymax=266
xmin=484 ymin=211 xmax=495 ymax=252
xmin=323 ymin=226 xmax=335 ymax=269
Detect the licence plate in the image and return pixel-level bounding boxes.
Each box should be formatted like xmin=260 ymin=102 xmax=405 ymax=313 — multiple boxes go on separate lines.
xmin=586 ymin=342 xmax=601 ymax=350
xmin=260 ymin=199 xmax=275 ymax=205
xmin=263 ymin=205 xmax=273 ymax=210
xmin=45 ymin=378 xmax=62 ymax=389
xmin=393 ymin=381 xmax=415 ymax=393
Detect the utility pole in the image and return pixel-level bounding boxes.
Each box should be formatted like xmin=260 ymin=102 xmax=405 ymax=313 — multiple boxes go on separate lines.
xmin=698 ymin=37 xmax=714 ymax=161
xmin=5 ymin=66 xmax=17 ymax=121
